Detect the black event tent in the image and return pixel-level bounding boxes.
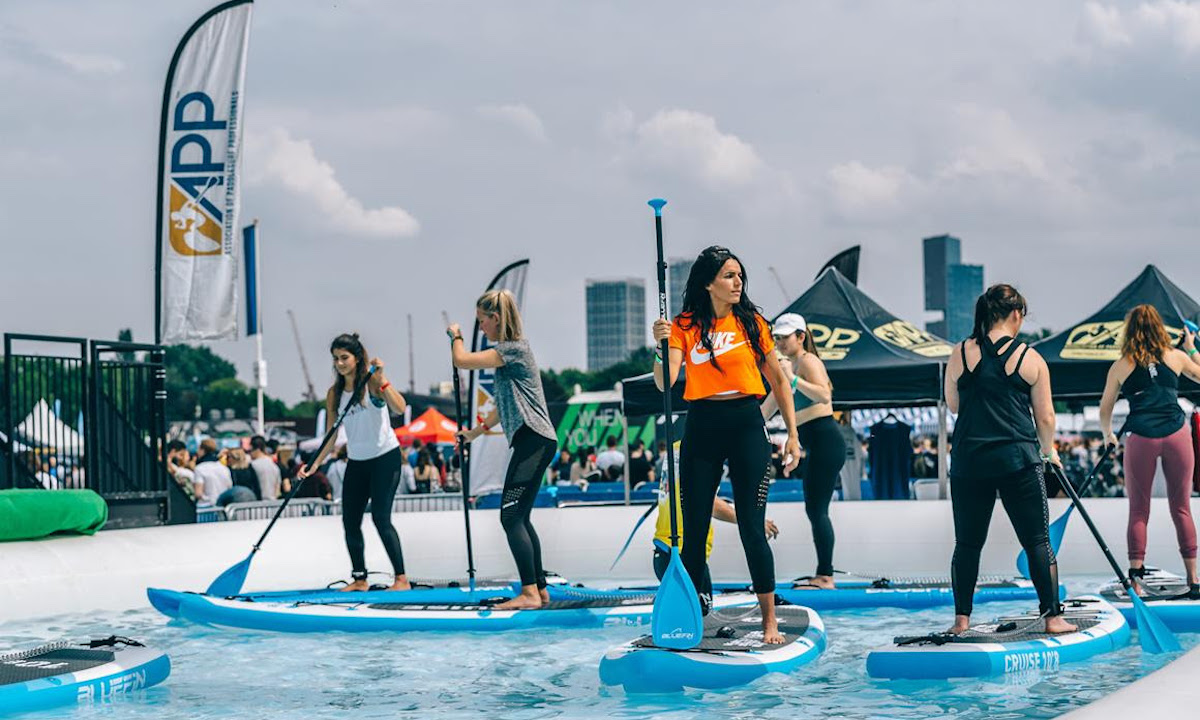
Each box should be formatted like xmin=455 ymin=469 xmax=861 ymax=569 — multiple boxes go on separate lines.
xmin=1033 ymin=264 xmax=1200 ymax=401
xmin=622 ymin=267 xmax=953 ymax=413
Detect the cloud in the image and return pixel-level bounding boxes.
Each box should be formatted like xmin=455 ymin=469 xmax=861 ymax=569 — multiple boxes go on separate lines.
xmin=477 ymin=103 xmax=548 ymax=142
xmin=51 ymin=52 xmax=123 ymax=75
xmin=827 ymin=162 xmax=917 ymax=217
xmin=606 ymin=107 xmax=766 ymax=190
xmin=246 ymin=127 xmax=420 ymax=238
xmin=935 ymin=104 xmax=1052 ymax=182
xmin=1079 ymin=1 xmax=1200 ymax=54
xmin=1079 ymin=3 xmax=1133 ymax=48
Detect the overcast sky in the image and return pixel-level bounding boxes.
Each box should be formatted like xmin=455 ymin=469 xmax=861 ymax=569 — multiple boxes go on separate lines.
xmin=3 ymin=0 xmax=1199 ymax=403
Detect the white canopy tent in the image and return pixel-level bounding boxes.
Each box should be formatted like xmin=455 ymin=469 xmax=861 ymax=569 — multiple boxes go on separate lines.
xmin=16 ymin=399 xmax=84 ymax=453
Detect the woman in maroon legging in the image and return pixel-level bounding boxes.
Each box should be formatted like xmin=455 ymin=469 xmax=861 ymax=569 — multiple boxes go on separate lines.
xmin=1100 ymin=304 xmax=1200 ymax=598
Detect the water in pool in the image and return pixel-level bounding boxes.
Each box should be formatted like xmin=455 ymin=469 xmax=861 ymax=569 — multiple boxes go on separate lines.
xmin=2 ymin=576 xmax=1193 ymax=719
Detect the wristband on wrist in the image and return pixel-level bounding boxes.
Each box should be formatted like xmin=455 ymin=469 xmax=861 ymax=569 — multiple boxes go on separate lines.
xmin=790 ymin=375 xmax=799 ymax=390
xmin=1189 ymin=348 xmax=1197 ymax=357
xmin=480 ymin=421 xmax=491 ymax=432
xmin=379 ymin=381 xmax=391 ymax=392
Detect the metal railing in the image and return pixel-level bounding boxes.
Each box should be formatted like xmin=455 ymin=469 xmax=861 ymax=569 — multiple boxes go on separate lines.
xmin=194 ymin=493 xmax=465 ymax=523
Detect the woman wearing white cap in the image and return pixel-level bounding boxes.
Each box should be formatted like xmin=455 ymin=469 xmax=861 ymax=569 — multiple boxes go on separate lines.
xmin=761 ymin=313 xmax=845 ymax=589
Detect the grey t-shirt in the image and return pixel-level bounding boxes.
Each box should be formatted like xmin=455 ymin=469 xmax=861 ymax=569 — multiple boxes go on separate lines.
xmin=251 ymin=455 xmax=282 ymax=500
xmin=493 ymin=339 xmax=557 ymax=445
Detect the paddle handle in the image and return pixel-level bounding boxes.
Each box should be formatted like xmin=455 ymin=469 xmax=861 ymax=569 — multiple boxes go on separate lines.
xmin=250 ymin=366 xmax=375 ymax=553
xmin=650 ymin=199 xmax=680 ymax=548
xmin=445 ymin=312 xmax=477 ymax=587
xmin=1050 ymin=462 xmax=1134 ymax=592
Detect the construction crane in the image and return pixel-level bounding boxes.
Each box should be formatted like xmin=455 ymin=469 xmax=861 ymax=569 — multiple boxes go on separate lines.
xmin=768 ymin=266 xmax=792 ymax=305
xmin=287 ymin=309 xmax=319 ymax=403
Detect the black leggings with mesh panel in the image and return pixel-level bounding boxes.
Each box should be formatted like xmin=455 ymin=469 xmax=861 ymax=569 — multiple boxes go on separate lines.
xmin=951 ymin=461 xmax=1061 ymax=617
xmin=499 ymin=426 xmax=558 ymax=588
xmin=679 ymin=397 xmax=775 ymax=597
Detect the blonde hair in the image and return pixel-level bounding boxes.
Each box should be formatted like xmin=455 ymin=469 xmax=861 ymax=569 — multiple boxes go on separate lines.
xmin=227 ymin=448 xmax=250 ymax=470
xmin=476 ymin=289 xmax=523 ymax=342
xmin=1122 ymin=304 xmax=1172 ymax=368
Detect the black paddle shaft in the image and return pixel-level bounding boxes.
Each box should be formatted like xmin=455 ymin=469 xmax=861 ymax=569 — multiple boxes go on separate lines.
xmin=652 ymin=204 xmax=681 ymax=548
xmin=1069 ymin=422 xmax=1126 ymax=499
xmin=1050 ymin=462 xmax=1135 ymax=593
xmin=448 ymin=336 xmax=477 ymax=582
xmin=250 ymin=367 xmax=375 ymax=553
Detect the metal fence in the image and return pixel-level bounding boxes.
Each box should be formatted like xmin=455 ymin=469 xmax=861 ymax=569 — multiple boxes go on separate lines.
xmin=3 ymin=334 xmax=176 ymax=528
xmin=192 ymin=493 xmax=465 ymax=523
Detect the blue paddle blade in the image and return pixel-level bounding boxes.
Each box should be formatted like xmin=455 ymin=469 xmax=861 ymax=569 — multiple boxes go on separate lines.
xmin=1128 ymin=586 xmax=1181 ymax=653
xmin=647 ymin=198 xmax=667 ymax=216
xmin=651 ymin=547 xmax=703 ymax=649
xmin=205 ymin=554 xmax=252 ymax=597
xmin=610 ymin=505 xmax=657 ymax=571
xmin=1018 ymin=505 xmax=1073 ymax=578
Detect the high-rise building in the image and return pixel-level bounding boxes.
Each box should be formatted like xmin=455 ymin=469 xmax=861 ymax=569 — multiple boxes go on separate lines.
xmin=586 ymin=279 xmax=646 ymax=371
xmin=923 ymin=235 xmax=961 ymax=328
xmin=946 ymin=263 xmax=984 ymax=342
xmin=668 ymin=258 xmax=695 ymax=316
xmin=923 ymin=234 xmax=983 ymax=341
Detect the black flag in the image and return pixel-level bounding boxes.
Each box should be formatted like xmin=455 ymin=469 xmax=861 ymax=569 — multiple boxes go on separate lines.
xmin=816 ymin=246 xmax=861 ymax=285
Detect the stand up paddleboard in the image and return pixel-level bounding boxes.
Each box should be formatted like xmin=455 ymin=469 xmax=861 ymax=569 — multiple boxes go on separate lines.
xmin=866 ymin=596 xmax=1129 ymax=679
xmin=599 ymin=603 xmax=826 ymax=693
xmin=1098 ymin=567 xmax=1200 ymax=632
xmin=702 ymin=574 xmax=1060 ymax=611
xmin=0 ymin=636 xmax=169 ymax=714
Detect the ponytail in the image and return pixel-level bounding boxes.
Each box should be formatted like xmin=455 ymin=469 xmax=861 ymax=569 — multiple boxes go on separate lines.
xmin=970 ymin=284 xmax=1027 ymax=340
xmin=476 ymin=289 xmax=524 ymax=342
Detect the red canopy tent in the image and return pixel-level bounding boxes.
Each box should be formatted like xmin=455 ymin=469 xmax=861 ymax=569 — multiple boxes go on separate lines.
xmin=394 ymin=408 xmax=459 ymax=446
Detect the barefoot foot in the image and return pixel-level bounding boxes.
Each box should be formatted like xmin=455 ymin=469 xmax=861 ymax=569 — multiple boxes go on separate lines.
xmin=339 ymin=579 xmax=369 ymax=592
xmin=1046 ymin=616 xmax=1077 ymax=634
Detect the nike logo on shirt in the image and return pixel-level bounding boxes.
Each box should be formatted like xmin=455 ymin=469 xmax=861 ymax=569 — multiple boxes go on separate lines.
xmin=690 ymin=336 xmax=746 ymax=365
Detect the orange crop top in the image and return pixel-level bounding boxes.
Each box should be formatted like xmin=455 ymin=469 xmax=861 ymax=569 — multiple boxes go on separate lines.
xmin=669 ymin=312 xmax=774 ymax=401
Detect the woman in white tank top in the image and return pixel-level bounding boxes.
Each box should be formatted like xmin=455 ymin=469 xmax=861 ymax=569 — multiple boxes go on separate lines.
xmin=299 ymin=333 xmax=409 ymax=592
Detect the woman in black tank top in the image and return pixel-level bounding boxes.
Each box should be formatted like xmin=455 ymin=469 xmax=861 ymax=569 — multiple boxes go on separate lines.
xmin=1099 ymin=305 xmax=1200 ymax=596
xmin=944 ymin=284 xmax=1076 ymax=635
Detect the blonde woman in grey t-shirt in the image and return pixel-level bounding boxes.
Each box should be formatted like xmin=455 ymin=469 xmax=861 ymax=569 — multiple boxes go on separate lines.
xmin=449 ymin=289 xmax=558 ymax=611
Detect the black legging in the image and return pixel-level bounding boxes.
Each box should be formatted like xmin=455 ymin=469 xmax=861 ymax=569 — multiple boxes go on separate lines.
xmin=500 ymin=426 xmax=558 ymax=588
xmin=951 ymin=462 xmax=1061 ymax=617
xmin=342 ymin=447 xmax=405 ymax=579
xmin=680 ymin=397 xmax=774 ymax=597
xmin=797 ymin=415 xmax=846 ymax=577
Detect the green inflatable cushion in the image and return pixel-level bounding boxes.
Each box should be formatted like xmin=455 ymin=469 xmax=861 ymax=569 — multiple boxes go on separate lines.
xmin=0 ymin=489 xmax=108 ymax=542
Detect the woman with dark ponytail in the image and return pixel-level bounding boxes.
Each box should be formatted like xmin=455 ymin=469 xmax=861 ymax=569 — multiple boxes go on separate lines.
xmin=944 ymin=284 xmax=1074 ymax=634
xmin=761 ymin=312 xmax=844 ymax=589
xmin=651 ymin=245 xmax=800 ymax=644
xmin=1099 ymin=304 xmax=1200 ymax=598
xmin=298 ymin=333 xmax=410 ymax=592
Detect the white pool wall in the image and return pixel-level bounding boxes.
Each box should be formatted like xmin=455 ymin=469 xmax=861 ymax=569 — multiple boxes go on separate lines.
xmin=1 ymin=497 xmax=1192 ymax=622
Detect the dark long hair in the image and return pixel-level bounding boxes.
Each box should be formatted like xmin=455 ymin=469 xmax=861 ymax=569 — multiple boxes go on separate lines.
xmin=329 ymin=333 xmax=369 ymax=412
xmin=679 ymin=245 xmax=767 ymax=371
xmin=970 ymin=284 xmax=1027 ymax=341
xmin=798 ymin=329 xmax=818 ymax=356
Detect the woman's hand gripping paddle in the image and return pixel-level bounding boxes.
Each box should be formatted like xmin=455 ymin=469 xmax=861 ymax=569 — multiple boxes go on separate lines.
xmin=205 ymin=367 xmax=376 ymax=597
xmin=1049 ymin=463 xmax=1180 ymax=653
xmin=1017 ymin=425 xmax=1124 ymax=578
xmin=647 ymin=198 xmax=703 ymax=650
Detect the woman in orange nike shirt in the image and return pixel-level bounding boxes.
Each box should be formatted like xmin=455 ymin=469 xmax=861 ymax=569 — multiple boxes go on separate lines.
xmin=652 ymin=245 xmax=800 ymax=644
